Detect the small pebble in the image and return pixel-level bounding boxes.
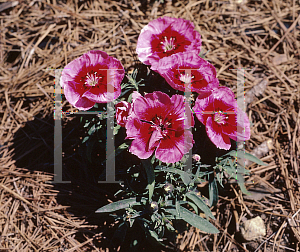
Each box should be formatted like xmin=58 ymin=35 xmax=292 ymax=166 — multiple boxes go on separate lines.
xmin=240 ymin=216 xmax=266 ymax=241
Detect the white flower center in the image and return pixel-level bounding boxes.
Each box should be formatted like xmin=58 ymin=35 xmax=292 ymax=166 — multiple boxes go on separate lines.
xmin=84 ymin=72 xmax=101 ymax=87
xmin=179 ymin=73 xmax=194 ymax=84
xmin=160 ymin=36 xmax=176 ymax=52
xmin=214 ymin=111 xmax=228 ymax=125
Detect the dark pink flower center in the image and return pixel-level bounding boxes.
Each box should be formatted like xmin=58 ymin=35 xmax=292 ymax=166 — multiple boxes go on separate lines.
xmin=214 ymin=111 xmax=228 ymax=125
xmin=141 ymin=115 xmax=173 ymax=138
xmin=160 ymin=36 xmax=176 ymax=53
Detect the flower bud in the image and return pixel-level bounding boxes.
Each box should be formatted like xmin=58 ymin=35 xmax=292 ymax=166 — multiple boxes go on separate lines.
xmin=149 ymin=201 xmax=159 ymax=212
xmin=192 ymin=154 xmax=201 ymax=162
xmin=164 ymin=183 xmax=174 ymax=193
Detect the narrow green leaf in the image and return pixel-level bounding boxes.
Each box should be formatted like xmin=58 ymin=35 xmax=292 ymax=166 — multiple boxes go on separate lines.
xmin=113 ymin=124 xmax=121 ymax=135
xmin=163 ymin=208 xmax=181 ymax=218
xmin=236 ymin=173 xmax=251 ymax=195
xmin=186 ymin=201 xmax=198 ymax=215
xmin=176 ymin=201 xmax=180 ymax=217
xmin=178 ymin=206 xmax=219 ymax=234
xmin=209 ymin=178 xmax=218 ymax=207
xmin=141 ymin=159 xmax=155 ymax=201
xmin=82 ymin=136 xmax=89 ymax=144
xmin=151 ymin=155 xmax=156 ymax=164
xmin=186 ymin=192 xmax=215 ymax=220
xmin=156 ymin=166 xmax=192 ymax=186
xmin=88 ymin=124 xmax=96 ymax=135
xmin=180 ymin=172 xmax=191 ymax=186
xmin=155 ymin=166 xmax=184 ymax=175
xmin=244 ymin=152 xmax=268 ymax=166
xmin=95 ymin=197 xmax=147 ymax=213
xmin=227 ymin=150 xmax=267 ymax=166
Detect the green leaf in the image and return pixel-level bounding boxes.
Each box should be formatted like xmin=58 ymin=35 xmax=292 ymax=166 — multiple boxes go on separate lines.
xmin=180 ymin=172 xmax=192 ymax=186
xmin=82 ymin=136 xmax=89 ymax=144
xmin=113 ymin=124 xmax=121 ymax=135
xmin=177 ymin=206 xmax=219 ymax=234
xmin=185 ymin=192 xmax=215 ymax=220
xmin=186 ymin=201 xmax=198 ymax=215
xmin=95 ymin=197 xmax=147 ymax=213
xmin=236 ymin=173 xmax=251 ymax=195
xmin=226 ymin=150 xmax=267 ymax=166
xmin=176 ymin=201 xmax=180 ymax=216
xmin=156 ymin=166 xmax=184 ymax=175
xmin=156 ymin=166 xmax=192 ymax=186
xmin=88 ymin=124 xmax=96 ymax=135
xmin=209 ymin=178 xmax=218 ymax=207
xmin=141 ymin=159 xmax=155 ymax=201
xmin=137 ymin=219 xmax=164 ymax=245
xmin=151 ymin=155 xmax=156 ymax=164
xmin=216 ymin=171 xmax=224 ymax=187
xmin=163 ymin=208 xmax=181 ymax=218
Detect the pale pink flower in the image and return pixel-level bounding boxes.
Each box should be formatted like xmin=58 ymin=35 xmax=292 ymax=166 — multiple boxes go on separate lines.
xmin=157 ymin=52 xmax=219 ymax=93
xmin=60 ymin=50 xmax=124 ymax=110
xmin=125 ymin=91 xmax=194 ymax=163
xmin=136 ymin=17 xmax=202 ymax=71
xmin=193 ymin=87 xmax=250 ymax=150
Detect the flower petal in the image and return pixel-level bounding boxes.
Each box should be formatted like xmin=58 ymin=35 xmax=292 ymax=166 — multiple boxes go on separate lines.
xmin=206 ymin=116 xmax=231 ymax=150
xmin=129 ymin=138 xmax=154 ymax=160
xmin=74 ymin=97 xmax=95 ymax=111
xmin=157 ymin=52 xmax=219 ymax=93
xmin=155 ymin=130 xmax=194 ymax=163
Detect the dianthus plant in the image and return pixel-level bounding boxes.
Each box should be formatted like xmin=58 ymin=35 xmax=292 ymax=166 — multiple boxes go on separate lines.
xmin=60 ymin=16 xmax=267 ymax=249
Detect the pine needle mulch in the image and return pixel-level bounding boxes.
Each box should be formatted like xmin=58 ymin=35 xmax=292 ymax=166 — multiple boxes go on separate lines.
xmin=0 ymin=0 xmax=299 ymax=251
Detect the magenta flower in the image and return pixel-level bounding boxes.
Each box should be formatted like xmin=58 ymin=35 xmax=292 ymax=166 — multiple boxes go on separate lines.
xmin=157 ymin=52 xmax=219 ymax=93
xmin=125 ymin=91 xmax=194 ymax=163
xmin=115 ymin=91 xmax=142 ymax=127
xmin=136 ymin=17 xmax=202 ymax=71
xmin=115 ymin=101 xmax=132 ymax=127
xmin=193 ymin=87 xmax=250 ymax=150
xmin=60 ymin=50 xmax=125 ymax=110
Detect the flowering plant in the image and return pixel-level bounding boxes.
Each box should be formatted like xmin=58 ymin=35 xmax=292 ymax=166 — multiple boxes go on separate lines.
xmin=60 ymin=16 xmax=266 ymax=250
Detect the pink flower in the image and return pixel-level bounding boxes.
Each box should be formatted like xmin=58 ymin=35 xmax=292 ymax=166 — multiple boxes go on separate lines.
xmin=157 ymin=52 xmax=219 ymax=93
xmin=115 ymin=101 xmax=132 ymax=127
xmin=125 ymin=91 xmax=194 ymax=163
xmin=193 ymin=87 xmax=250 ymax=150
xmin=60 ymin=50 xmax=125 ymax=110
xmin=136 ymin=17 xmax=201 ymax=71
xmin=115 ymin=91 xmax=142 ymax=127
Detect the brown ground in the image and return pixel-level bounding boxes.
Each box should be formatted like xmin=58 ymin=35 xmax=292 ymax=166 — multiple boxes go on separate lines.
xmin=0 ymin=0 xmax=300 ymax=251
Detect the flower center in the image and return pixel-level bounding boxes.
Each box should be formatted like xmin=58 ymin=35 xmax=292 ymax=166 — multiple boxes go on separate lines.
xmin=214 ymin=111 xmax=228 ymax=125
xmin=84 ymin=72 xmax=101 ymax=87
xmin=141 ymin=115 xmax=173 ymax=137
xmin=160 ymin=36 xmax=176 ymax=52
xmin=179 ymin=73 xmax=194 ymax=84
